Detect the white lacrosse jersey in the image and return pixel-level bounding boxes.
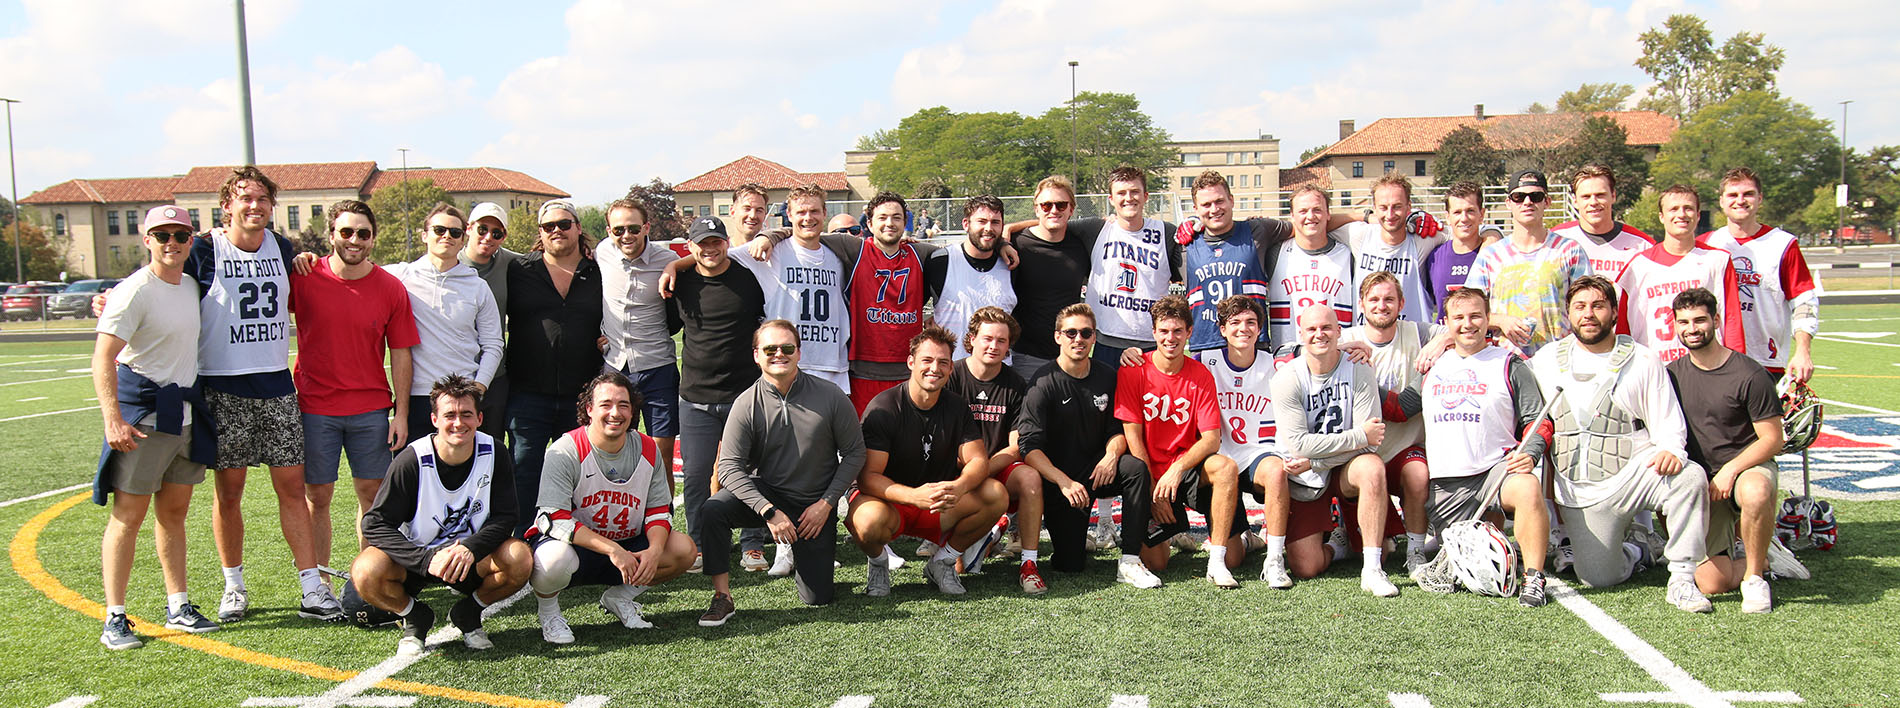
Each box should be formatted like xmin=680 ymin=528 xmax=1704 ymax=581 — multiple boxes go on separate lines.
xmin=1338 ymin=222 xmax=1442 ymax=326
xmin=1341 ymin=321 xmax=1433 ymax=459
xmin=1196 ymin=348 xmax=1280 ymax=466
xmin=733 ymin=238 xmax=850 ymax=376
xmin=1423 ymin=346 xmax=1519 ymax=479
xmin=1699 ymin=225 xmax=1820 ymax=370
xmin=400 ymin=433 xmax=498 ymax=549
xmin=1087 ymin=217 xmax=1172 ymax=341
xmin=1268 ymin=240 xmax=1356 ymax=347
xmin=1612 ymin=242 xmax=1745 ymax=365
xmin=562 ymin=429 xmax=672 ymax=541
xmin=199 ymin=230 xmax=292 ymax=376
xmin=934 ymin=247 xmax=1016 ymax=360
xmin=1553 ymin=221 xmax=1653 ymax=278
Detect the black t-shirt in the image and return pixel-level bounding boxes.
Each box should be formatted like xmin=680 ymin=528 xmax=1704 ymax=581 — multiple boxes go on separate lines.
xmin=1008 ymin=222 xmax=1103 ymax=359
xmin=1017 ymin=360 xmax=1120 ymax=480
xmin=946 ymin=361 xmax=1027 ymax=453
xmin=669 ymin=263 xmax=767 ymax=404
xmin=1666 ymin=353 xmax=1783 ymax=471
xmin=861 ymin=383 xmax=983 ymax=488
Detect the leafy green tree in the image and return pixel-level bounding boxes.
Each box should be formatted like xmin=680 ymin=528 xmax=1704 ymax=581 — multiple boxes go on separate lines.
xmin=1556 ymin=83 xmax=1635 ymax=113
xmin=1524 ymin=102 xmax=1551 ymax=114
xmin=1555 ymin=116 xmax=1651 ymax=213
xmin=1634 ymin=14 xmax=1784 ymax=122
xmin=0 ymin=219 xmax=65 ymax=281
xmin=1298 ymin=143 xmax=1331 ymax=163
xmin=1433 ymin=126 xmax=1505 ymax=186
xmin=868 ymin=108 xmax=1055 ymax=198
xmin=1623 ymin=187 xmax=1665 ymax=236
xmin=1649 ymin=91 xmax=1837 ymax=226
xmin=0 ymin=195 xmax=14 ymax=227
xmin=1793 ymin=146 xmax=1900 ymax=234
xmin=625 ymin=178 xmax=685 ymax=244
xmin=1039 ymin=92 xmax=1176 ymax=194
xmin=503 ymin=204 xmax=541 ymax=254
xmin=367 ymin=177 xmax=456 ymax=264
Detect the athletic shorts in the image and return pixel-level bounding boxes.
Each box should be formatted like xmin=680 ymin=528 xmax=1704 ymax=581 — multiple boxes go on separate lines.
xmin=847 ymin=377 xmax=904 ymax=416
xmin=849 ymin=489 xmax=943 ymax=541
xmin=1427 ymin=459 xmax=1530 ymax=533
xmin=302 ymin=410 xmax=393 ymax=485
xmin=620 ymin=363 xmax=681 ymax=438
xmin=1147 ymin=465 xmax=1246 ymax=544
xmin=995 ymin=460 xmax=1034 ymax=513
xmin=1384 ymin=445 xmax=1428 ymax=483
xmin=107 ymin=424 xmax=206 ymax=495
xmin=531 ymin=532 xmax=651 ymax=588
xmin=204 ymin=388 xmax=304 ymax=469
xmin=1235 ymin=451 xmax=1284 ymax=502
xmin=1707 ymin=462 xmax=1778 ymax=557
xmin=398 ymin=562 xmax=483 ymax=598
xmin=1287 ymin=466 xmax=1405 ymax=546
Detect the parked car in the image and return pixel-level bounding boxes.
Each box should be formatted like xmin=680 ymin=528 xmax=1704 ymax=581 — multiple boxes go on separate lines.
xmin=2 ymin=283 xmax=63 ymax=321
xmin=46 ymin=278 xmax=120 ymax=319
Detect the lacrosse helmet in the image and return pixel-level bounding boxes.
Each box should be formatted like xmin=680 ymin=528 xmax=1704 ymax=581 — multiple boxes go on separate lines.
xmin=1443 ymin=520 xmax=1519 ymax=597
xmin=1777 ymin=376 xmax=1824 ymax=454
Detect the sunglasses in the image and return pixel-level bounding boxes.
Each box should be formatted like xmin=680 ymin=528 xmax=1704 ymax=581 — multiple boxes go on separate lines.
xmin=430 ymin=225 xmax=466 ymax=239
xmin=539 ymin=219 xmax=574 ymax=233
xmin=1508 ymin=191 xmax=1548 ymax=204
xmin=610 ymin=224 xmax=645 ymax=236
xmin=833 ymin=225 xmax=864 ymax=236
xmin=759 ymin=344 xmax=798 ymax=356
xmin=1059 ymin=327 xmax=1096 ymax=340
xmin=475 ymin=224 xmax=507 ymax=239
xmin=1036 ymin=201 xmax=1072 ymax=212
xmin=148 ymin=230 xmax=193 ymax=244
xmin=336 ymin=227 xmax=374 ymax=241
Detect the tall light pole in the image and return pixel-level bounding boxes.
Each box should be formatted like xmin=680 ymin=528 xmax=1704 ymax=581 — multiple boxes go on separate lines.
xmin=3 ymin=98 xmax=20 ymax=283
xmin=1068 ymin=61 xmax=1079 ymax=184
xmin=398 ymin=147 xmax=412 ymax=257
xmin=233 ymin=0 xmax=257 ymax=165
xmin=1837 ymin=99 xmax=1853 ymax=250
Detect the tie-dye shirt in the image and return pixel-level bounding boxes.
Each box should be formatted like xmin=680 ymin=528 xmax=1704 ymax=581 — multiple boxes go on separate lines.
xmin=1461 ymin=233 xmax=1593 ymax=355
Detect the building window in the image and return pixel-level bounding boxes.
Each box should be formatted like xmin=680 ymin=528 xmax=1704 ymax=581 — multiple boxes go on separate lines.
xmin=188 ymin=209 xmax=201 ymax=230
xmin=1383 ymin=160 xmax=1396 ymax=174
xmin=107 ymin=211 xmax=120 ymax=235
xmin=682 ymin=206 xmax=695 ymax=217
xmin=287 ymin=206 xmax=300 ymax=231
xmin=1351 ymin=161 xmax=1364 ymax=178
xmin=1182 ymin=153 xmax=1201 ymax=165
xmin=127 ymin=210 xmax=138 ymax=233
xmin=311 ymin=204 xmax=323 ymax=226
xmin=718 ymin=204 xmax=731 ymax=216
xmin=1252 ymin=151 xmax=1262 ymax=163
xmin=1180 ymin=176 xmax=1194 ymax=190
xmin=1253 ymin=174 xmax=1262 ymax=188
xmin=110 ymin=245 xmax=121 ymax=262
xmin=1414 ymin=159 xmax=1427 ymax=177
xmin=54 ymin=213 xmax=66 ymax=235
xmin=212 ymin=207 xmax=223 ymax=226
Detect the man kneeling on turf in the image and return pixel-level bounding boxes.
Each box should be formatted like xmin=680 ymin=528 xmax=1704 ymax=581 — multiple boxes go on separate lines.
xmin=848 ymin=324 xmax=1007 ymax=596
xmin=353 ymin=374 xmax=530 ymax=654
xmin=529 ymin=372 xmax=697 ymax=642
xmin=1414 ymin=288 xmax=1552 ymax=607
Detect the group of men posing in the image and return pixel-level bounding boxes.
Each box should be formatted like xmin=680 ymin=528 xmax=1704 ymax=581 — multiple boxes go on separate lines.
xmin=90 ymin=158 xmax=1818 ymax=653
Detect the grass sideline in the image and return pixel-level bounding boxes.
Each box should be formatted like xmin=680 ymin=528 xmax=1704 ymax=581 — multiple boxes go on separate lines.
xmin=0 ymin=304 xmax=1896 ymax=707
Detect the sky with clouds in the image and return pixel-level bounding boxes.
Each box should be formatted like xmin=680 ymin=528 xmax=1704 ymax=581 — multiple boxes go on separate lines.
xmin=1 ymin=0 xmax=1892 ymax=205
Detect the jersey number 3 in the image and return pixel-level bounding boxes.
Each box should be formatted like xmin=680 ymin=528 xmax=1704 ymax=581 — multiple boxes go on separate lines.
xmin=1142 ymin=393 xmax=1191 ymax=425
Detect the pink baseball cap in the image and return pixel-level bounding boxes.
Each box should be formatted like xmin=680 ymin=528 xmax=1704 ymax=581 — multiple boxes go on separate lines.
xmin=143 ymin=205 xmax=193 ymax=232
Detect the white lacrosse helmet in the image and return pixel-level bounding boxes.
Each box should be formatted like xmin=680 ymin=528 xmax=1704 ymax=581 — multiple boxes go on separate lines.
xmin=1777 ymin=376 xmax=1824 ymax=454
xmin=1443 ymin=520 xmax=1519 ymax=597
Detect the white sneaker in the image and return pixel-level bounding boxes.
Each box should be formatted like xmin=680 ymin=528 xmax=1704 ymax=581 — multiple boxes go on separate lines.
xmin=915 ymin=540 xmax=941 ymax=558
xmin=1088 ymin=521 xmax=1118 ymax=551
xmin=1361 ymin=568 xmax=1400 ymax=598
xmin=1740 ymin=575 xmax=1773 ymax=614
xmin=865 ymin=556 xmax=892 ymax=597
xmin=739 ymin=549 xmax=768 ymax=572
xmin=923 ymin=556 xmax=966 ymax=595
xmin=218 ymin=586 xmax=249 ymax=622
xmin=686 ymin=552 xmax=703 ymax=574
xmin=1116 ymin=557 xmax=1162 ymax=589
xmin=1666 ymin=576 xmax=1714 ymax=614
xmin=397 ymin=636 xmax=425 ymax=656
xmin=599 ymin=587 xmax=654 ymax=629
xmin=768 ymin=543 xmax=795 ymax=577
xmin=1260 ymin=554 xmax=1294 ymax=589
xmin=1765 ymin=536 xmax=1810 ymax=580
xmin=461 ymin=628 xmax=493 ymax=650
xmin=539 ymin=606 xmax=576 ymax=644
xmin=1326 ymin=527 xmax=1352 ymax=558
xmin=1554 ymin=541 xmax=1576 ymax=575
xmin=1206 ymin=561 xmax=1239 ymax=589
xmin=1241 ymin=530 xmax=1267 ymax=554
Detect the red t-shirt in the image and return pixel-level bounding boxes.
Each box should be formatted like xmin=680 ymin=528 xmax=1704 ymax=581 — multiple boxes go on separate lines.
xmin=291 ymin=259 xmax=420 ymax=416
xmin=1114 ymin=352 xmax=1221 ymax=479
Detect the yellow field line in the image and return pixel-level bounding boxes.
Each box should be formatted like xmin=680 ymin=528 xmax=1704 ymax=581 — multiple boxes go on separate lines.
xmin=9 ymin=492 xmax=564 ymax=708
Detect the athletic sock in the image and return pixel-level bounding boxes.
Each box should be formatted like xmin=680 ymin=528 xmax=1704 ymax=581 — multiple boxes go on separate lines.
xmin=869 ymin=547 xmax=892 ymax=565
xmin=396 ymin=598 xmax=415 ymax=617
xmin=1667 ymin=560 xmax=1696 ymax=577
xmin=1206 ymin=544 xmax=1229 ymax=569
xmin=535 ymin=595 xmax=561 ymax=615
xmin=297 ymin=568 xmax=323 ymax=597
xmin=1633 ymin=511 xmax=1655 ymax=533
xmin=222 ymin=565 xmax=245 ymax=590
xmin=1406 ymin=532 xmax=1428 ymax=551
xmin=1020 ymin=549 xmax=1039 ymax=563
xmin=1266 ymin=534 xmax=1286 ymax=559
xmin=471 ymin=593 xmax=489 ymax=609
xmin=1623 ymin=542 xmax=1644 ymax=573
xmin=1096 ymin=499 xmax=1114 ymax=524
xmin=167 ymin=592 xmax=190 ymax=614
xmin=107 ymin=604 xmax=126 ymax=617
xmin=1362 ymin=547 xmax=1384 ymax=572
xmin=1120 ymin=554 xmax=1140 ymax=565
xmin=932 ymin=543 xmax=960 ymax=563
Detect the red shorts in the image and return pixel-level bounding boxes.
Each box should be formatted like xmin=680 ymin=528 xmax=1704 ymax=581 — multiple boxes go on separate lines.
xmin=849 ymin=489 xmax=943 ymax=541
xmin=994 ymin=460 xmax=1032 ymax=513
xmin=1287 ymin=469 xmax=1406 ymax=545
xmin=1385 ymin=445 xmax=1428 ymax=485
xmin=849 ymin=377 xmax=905 ymax=416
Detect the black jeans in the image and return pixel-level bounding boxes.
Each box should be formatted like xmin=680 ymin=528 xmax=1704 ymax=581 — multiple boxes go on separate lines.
xmin=699 ymin=489 xmax=838 ymax=605
xmin=1041 ymin=453 xmax=1152 ymax=573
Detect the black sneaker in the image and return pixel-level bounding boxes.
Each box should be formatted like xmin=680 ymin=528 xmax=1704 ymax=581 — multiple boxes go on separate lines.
xmin=299 ymin=585 xmax=345 ymax=622
xmin=697 ymin=592 xmax=736 ymax=627
xmin=1519 ymin=569 xmax=1549 ymax=608
xmin=449 ymin=596 xmax=483 ymax=633
xmin=100 ymin=613 xmax=141 ymax=650
xmin=164 ymin=602 xmax=221 ymax=633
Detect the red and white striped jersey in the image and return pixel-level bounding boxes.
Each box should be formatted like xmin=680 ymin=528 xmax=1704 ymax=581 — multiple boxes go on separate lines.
xmin=1268 ymin=240 xmax=1356 ymax=347
xmin=560 ymin=428 xmax=671 ymax=541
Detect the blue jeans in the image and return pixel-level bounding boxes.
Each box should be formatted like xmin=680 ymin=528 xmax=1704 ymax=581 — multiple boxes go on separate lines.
xmin=301 ymin=410 xmax=393 ymax=485
xmin=507 ymin=390 xmax=572 ymax=534
xmin=679 ymin=398 xmax=767 ymax=552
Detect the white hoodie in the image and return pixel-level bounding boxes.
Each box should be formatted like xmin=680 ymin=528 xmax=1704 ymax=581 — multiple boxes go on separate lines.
xmin=390 ymin=256 xmax=504 ymax=395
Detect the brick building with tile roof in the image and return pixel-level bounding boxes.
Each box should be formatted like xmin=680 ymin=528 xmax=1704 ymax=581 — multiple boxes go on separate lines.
xmin=672 ymin=155 xmax=851 ymax=223
xmin=21 ymin=161 xmax=567 ymax=278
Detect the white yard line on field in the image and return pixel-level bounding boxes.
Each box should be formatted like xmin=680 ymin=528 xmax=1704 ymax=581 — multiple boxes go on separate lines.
xmin=0 ymin=374 xmax=89 ymax=387
xmin=1816 ymin=336 xmax=1900 ymax=349
xmin=1547 ymin=578 xmax=1801 ymax=707
xmin=45 ymin=698 xmax=99 ymax=708
xmin=0 ymin=356 xmax=88 ymax=368
xmin=0 ymin=405 xmax=97 ymax=423
xmin=1387 ymin=694 xmax=1434 ymax=708
xmin=1819 ymin=398 xmax=1900 ymax=416
xmin=830 ymin=698 xmax=875 ymax=708
xmin=0 ymin=484 xmax=87 ymax=508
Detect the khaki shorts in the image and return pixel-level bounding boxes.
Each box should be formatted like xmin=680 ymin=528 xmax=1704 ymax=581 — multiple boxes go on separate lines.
xmin=108 ymin=424 xmax=207 ymax=495
xmin=1427 ymin=459 xmax=1532 ymax=533
xmin=1707 ymin=462 xmax=1779 ymax=557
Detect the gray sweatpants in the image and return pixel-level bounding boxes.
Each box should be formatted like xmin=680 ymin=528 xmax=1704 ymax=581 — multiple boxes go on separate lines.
xmin=1561 ymin=463 xmax=1709 ymax=588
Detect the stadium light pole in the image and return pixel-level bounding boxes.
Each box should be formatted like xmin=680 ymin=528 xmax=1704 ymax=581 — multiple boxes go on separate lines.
xmin=1836 ymin=99 xmax=1852 ymax=251
xmin=3 ymin=98 xmax=20 ymax=283
xmin=1068 ymin=61 xmax=1079 ymax=184
xmin=233 ymin=0 xmax=257 ymax=165
xmin=399 ymin=147 xmax=412 ymax=257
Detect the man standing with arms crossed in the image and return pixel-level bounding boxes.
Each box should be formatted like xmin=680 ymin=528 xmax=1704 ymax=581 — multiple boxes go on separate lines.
xmin=697 ymin=321 xmax=865 ymax=624
xmin=92 ymin=205 xmax=220 ymax=648
xmin=291 ymin=199 xmax=418 ymax=577
xmin=1699 ymin=167 xmax=1820 ymax=383
xmin=1552 ymin=165 xmax=1654 ymax=278
xmin=1463 ymin=171 xmax=1593 ymax=355
xmin=597 ymin=198 xmax=681 ymax=487
xmin=506 ymin=199 xmax=604 ymax=532
xmin=1614 ymin=185 xmax=1745 ymax=364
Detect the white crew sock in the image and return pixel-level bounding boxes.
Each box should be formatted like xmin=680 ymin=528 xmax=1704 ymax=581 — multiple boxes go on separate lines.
xmin=297 ymin=568 xmax=323 ymax=596
xmin=1405 ymin=532 xmax=1428 ymax=551
xmin=106 ymin=604 xmax=126 ymax=617
xmin=222 ymin=565 xmax=245 ymax=590
xmin=1120 ymin=554 xmax=1141 ymax=565
xmin=536 ymin=594 xmax=561 ymax=615
xmin=932 ymin=543 xmax=960 ymax=563
xmin=1362 ymin=547 xmax=1384 ymax=572
xmin=167 ymin=592 xmax=190 ymax=614
xmin=867 ymin=547 xmax=892 ymax=565
xmin=1207 ymin=544 xmax=1228 ymax=569
xmin=396 ymin=598 xmax=415 ymax=617
xmin=1020 ymin=549 xmax=1039 ymax=563
xmin=1266 ymin=534 xmax=1286 ymax=559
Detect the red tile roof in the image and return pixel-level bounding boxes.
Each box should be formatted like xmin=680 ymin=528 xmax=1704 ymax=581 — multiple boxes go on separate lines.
xmin=675 ymin=155 xmax=849 ymax=193
xmin=1278 ymin=167 xmax=1331 ymax=191
xmin=1299 ymin=111 xmax=1678 ymax=168
xmin=171 ymin=161 xmax=379 ymax=194
xmin=22 ymin=176 xmax=183 ymax=205
xmin=365 ymin=167 xmax=568 ymax=198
